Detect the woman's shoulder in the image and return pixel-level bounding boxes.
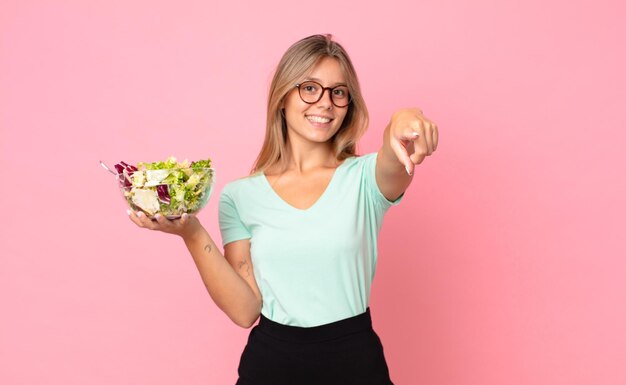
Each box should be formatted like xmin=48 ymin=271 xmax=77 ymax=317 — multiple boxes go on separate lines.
xmin=222 ymin=172 xmax=264 ymax=192
xmin=355 ymin=152 xmax=377 ymax=162
xmin=340 ymin=152 xmax=377 ymax=170
xmin=333 ymin=153 xmax=379 ymax=185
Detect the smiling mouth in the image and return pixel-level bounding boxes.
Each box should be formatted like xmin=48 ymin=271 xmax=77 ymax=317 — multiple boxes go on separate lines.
xmin=306 ymin=115 xmax=333 ymax=124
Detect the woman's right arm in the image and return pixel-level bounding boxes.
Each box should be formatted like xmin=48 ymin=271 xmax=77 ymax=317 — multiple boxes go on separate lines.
xmin=129 ymin=211 xmax=262 ymax=328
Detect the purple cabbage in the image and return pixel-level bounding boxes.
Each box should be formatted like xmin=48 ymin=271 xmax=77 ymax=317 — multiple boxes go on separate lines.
xmin=156 ymin=184 xmax=171 ymax=204
xmin=114 ymin=161 xmax=138 ymax=188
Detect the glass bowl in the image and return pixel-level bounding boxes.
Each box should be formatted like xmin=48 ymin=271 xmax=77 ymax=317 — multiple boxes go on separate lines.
xmin=116 ymin=167 xmax=215 ymax=219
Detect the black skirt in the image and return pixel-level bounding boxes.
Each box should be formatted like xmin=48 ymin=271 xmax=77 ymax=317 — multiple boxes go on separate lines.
xmin=236 ymin=308 xmax=394 ymax=385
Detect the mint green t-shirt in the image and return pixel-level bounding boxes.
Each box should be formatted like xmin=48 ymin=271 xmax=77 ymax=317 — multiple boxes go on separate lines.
xmin=218 ymin=152 xmax=401 ymax=327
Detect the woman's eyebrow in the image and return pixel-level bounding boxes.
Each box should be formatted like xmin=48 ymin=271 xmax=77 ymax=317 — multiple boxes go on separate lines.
xmin=304 ymin=77 xmax=348 ymax=86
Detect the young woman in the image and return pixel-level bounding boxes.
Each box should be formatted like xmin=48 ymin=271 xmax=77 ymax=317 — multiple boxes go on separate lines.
xmin=128 ymin=34 xmax=438 ymax=385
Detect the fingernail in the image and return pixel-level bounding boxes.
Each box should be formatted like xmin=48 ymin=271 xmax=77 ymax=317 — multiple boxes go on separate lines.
xmin=126 ymin=209 xmax=131 ymax=216
xmin=154 ymin=214 xmax=162 ymax=220
xmin=406 ymin=165 xmax=412 ymax=176
xmin=136 ymin=211 xmax=143 ymax=218
xmin=412 ymin=132 xmax=419 ymax=137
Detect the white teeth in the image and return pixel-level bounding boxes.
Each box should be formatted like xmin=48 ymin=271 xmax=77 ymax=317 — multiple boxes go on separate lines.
xmin=306 ymin=115 xmax=331 ymax=123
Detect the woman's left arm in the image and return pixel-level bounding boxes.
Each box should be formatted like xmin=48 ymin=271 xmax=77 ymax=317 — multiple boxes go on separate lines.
xmin=376 ymin=108 xmax=439 ymax=201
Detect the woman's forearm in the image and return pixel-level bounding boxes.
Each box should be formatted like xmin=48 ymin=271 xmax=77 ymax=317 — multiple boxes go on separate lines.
xmin=183 ymin=229 xmax=261 ymax=328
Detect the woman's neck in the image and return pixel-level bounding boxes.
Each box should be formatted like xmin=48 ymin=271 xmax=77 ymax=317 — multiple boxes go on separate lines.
xmin=270 ymin=141 xmax=338 ymax=175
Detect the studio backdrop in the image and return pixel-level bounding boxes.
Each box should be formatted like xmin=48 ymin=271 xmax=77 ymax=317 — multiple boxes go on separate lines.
xmin=1 ymin=0 xmax=624 ymax=384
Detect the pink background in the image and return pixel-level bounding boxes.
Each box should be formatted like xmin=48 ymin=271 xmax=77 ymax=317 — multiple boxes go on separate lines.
xmin=1 ymin=0 xmax=625 ymax=384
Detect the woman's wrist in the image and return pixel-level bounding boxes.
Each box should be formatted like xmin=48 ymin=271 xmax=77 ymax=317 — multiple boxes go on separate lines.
xmin=181 ymin=224 xmax=208 ymax=244
xmin=176 ymin=215 xmax=207 ymax=242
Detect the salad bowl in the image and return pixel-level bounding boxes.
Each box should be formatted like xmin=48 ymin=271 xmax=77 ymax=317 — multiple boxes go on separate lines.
xmin=108 ymin=157 xmax=214 ymax=219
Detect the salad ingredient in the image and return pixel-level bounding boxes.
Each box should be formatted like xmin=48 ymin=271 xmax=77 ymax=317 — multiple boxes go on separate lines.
xmin=113 ymin=156 xmax=213 ymax=217
xmin=131 ymin=189 xmax=160 ymax=215
xmin=156 ymin=185 xmax=171 ymax=204
xmin=114 ymin=161 xmax=138 ymax=188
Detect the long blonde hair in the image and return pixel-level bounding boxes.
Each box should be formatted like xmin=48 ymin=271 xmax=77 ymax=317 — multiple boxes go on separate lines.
xmin=251 ymin=34 xmax=369 ymax=174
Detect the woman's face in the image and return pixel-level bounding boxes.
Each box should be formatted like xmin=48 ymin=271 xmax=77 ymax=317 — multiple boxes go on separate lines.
xmin=282 ymin=57 xmax=349 ymax=147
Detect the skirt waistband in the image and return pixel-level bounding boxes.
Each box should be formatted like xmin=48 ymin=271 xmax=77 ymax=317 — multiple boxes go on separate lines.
xmin=257 ymin=308 xmax=373 ymax=343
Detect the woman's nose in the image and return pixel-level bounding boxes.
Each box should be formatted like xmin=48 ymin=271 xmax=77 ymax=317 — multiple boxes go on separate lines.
xmin=316 ymin=88 xmax=334 ymax=109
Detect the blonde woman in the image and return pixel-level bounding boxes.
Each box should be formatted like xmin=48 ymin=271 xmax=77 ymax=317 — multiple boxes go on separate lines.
xmin=129 ymin=34 xmax=438 ymax=385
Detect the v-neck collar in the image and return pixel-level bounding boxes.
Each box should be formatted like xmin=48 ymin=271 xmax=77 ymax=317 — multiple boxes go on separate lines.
xmin=260 ymin=157 xmax=353 ymax=212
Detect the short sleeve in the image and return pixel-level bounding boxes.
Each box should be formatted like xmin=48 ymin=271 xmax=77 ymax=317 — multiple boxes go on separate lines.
xmin=363 ymin=152 xmax=403 ymax=209
xmin=218 ymin=187 xmax=252 ymax=246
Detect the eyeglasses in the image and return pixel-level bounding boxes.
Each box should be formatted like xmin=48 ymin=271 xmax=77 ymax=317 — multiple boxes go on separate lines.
xmin=294 ymin=81 xmax=351 ymax=108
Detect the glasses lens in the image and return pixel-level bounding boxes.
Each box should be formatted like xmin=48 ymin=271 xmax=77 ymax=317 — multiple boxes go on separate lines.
xmin=298 ymin=81 xmax=322 ymax=103
xmin=330 ymin=86 xmax=350 ymax=107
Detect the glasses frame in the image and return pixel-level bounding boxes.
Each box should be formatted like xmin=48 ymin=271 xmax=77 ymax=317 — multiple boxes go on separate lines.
xmin=294 ymin=81 xmax=352 ymax=108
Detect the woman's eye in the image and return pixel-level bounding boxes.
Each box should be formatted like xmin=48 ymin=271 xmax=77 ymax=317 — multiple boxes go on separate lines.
xmin=304 ymin=85 xmax=317 ymax=93
xmin=333 ymin=88 xmax=348 ymax=98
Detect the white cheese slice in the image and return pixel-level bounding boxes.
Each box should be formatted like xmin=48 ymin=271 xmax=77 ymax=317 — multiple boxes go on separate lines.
xmin=131 ymin=188 xmax=160 ymax=215
xmin=144 ymin=170 xmax=170 ymax=187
